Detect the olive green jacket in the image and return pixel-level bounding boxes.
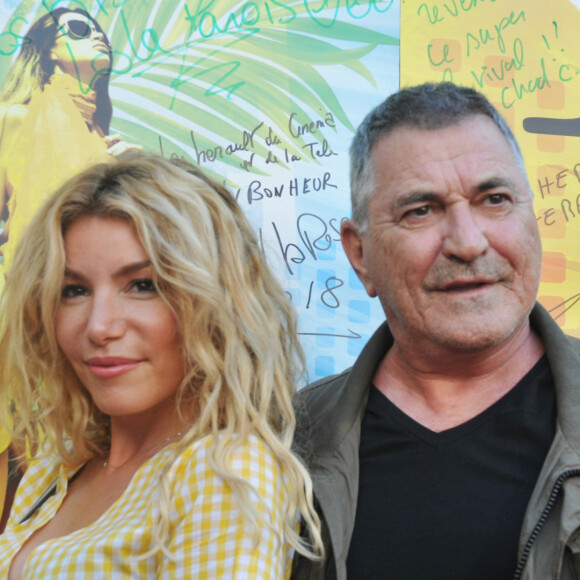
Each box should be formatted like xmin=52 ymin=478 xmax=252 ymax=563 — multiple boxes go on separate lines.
xmin=292 ymin=303 xmax=580 ymax=580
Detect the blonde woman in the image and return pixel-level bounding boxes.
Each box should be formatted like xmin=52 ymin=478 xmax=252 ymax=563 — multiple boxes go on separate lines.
xmin=0 ymin=152 xmax=322 ymax=577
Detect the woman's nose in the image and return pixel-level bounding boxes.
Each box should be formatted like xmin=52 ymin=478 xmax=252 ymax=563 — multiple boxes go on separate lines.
xmin=91 ymin=26 xmax=106 ymax=43
xmin=86 ymin=294 xmax=126 ymax=345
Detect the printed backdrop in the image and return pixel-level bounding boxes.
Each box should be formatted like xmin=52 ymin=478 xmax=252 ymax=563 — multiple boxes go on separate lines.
xmin=0 ymin=0 xmax=400 ymax=382
xmin=7 ymin=1 xmax=577 ymax=381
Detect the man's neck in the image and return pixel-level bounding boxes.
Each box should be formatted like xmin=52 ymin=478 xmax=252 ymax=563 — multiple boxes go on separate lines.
xmin=373 ymin=323 xmax=545 ymax=432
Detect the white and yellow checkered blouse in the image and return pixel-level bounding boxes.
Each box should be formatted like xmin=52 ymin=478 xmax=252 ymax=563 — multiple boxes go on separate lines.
xmin=0 ymin=434 xmax=294 ymax=578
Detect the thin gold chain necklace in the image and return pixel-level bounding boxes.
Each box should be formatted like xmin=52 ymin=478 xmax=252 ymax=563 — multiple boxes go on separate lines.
xmin=103 ymin=432 xmax=182 ymax=469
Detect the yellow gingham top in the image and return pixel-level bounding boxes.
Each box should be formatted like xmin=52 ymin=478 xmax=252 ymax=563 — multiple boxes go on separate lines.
xmin=0 ymin=434 xmax=294 ymax=578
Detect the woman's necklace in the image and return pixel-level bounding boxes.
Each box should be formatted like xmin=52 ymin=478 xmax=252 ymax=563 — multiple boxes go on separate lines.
xmin=103 ymin=432 xmax=182 ymax=469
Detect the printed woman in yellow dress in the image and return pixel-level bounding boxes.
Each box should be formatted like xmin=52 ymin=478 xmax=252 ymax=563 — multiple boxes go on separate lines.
xmin=0 ymin=7 xmax=138 ymax=278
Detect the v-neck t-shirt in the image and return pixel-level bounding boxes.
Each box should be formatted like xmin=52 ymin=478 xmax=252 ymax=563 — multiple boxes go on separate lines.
xmin=346 ymin=355 xmax=556 ymax=580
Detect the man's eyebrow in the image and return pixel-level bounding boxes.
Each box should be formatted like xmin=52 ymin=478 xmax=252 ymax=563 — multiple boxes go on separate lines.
xmin=394 ymin=192 xmax=439 ymax=211
xmin=475 ymin=177 xmax=514 ymax=192
xmin=63 ymin=260 xmax=152 ymax=280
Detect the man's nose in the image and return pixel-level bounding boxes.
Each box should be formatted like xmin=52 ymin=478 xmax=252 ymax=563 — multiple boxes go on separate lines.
xmin=441 ymin=204 xmax=489 ymax=263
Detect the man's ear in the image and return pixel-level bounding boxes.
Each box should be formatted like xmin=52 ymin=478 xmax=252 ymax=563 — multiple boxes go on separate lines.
xmin=341 ymin=219 xmax=377 ymax=298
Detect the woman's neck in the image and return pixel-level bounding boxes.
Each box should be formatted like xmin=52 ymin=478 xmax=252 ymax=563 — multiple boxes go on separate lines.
xmin=49 ymin=71 xmax=98 ymax=130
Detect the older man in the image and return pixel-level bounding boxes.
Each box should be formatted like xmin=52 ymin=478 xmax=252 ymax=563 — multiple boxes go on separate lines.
xmin=292 ymin=83 xmax=580 ymax=580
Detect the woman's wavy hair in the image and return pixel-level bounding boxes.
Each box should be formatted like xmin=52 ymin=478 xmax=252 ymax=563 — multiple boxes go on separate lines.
xmin=0 ymin=152 xmax=322 ymax=558
xmin=0 ymin=7 xmax=112 ymax=132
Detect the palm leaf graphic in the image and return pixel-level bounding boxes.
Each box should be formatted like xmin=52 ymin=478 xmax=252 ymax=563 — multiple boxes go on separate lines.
xmin=1 ymin=0 xmax=397 ymax=183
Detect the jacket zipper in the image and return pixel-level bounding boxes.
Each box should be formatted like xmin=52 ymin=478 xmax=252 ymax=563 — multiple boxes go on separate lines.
xmin=512 ymin=468 xmax=580 ymax=580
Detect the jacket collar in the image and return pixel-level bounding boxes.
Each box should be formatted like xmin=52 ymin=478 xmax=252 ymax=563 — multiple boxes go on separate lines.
xmin=530 ymin=303 xmax=580 ymax=450
xmin=303 ymin=302 xmax=580 ymax=457
xmin=298 ymin=321 xmax=393 ymax=458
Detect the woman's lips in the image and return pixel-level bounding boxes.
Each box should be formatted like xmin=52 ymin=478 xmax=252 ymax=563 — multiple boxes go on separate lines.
xmin=93 ymin=42 xmax=111 ymax=54
xmin=86 ymin=357 xmax=141 ymax=378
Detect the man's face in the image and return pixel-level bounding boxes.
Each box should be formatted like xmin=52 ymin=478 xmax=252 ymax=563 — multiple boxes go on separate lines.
xmin=342 ymin=115 xmax=542 ymax=356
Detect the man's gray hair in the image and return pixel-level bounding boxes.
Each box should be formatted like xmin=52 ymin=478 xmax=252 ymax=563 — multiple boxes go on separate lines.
xmin=350 ymin=82 xmax=527 ymax=231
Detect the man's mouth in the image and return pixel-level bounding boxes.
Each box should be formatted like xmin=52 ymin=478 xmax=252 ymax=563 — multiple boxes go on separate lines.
xmin=439 ymin=279 xmax=496 ymax=292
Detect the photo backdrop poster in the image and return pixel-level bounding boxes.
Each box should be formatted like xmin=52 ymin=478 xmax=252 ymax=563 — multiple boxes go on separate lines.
xmin=401 ymin=0 xmax=580 ymax=338
xmin=0 ymin=0 xmax=400 ymax=382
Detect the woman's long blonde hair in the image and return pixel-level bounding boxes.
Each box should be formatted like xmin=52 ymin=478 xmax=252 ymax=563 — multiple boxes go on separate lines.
xmin=0 ymin=152 xmax=322 ymax=558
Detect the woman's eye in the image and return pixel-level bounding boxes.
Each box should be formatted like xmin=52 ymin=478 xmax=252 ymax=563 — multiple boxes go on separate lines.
xmin=130 ymin=278 xmax=157 ymax=294
xmin=61 ymin=284 xmax=87 ymax=299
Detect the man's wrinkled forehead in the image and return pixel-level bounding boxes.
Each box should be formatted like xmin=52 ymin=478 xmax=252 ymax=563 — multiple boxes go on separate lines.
xmin=369 ymin=117 xmax=532 ymax=196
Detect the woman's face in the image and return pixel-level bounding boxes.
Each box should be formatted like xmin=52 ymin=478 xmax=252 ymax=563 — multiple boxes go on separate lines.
xmin=50 ymin=12 xmax=111 ymax=86
xmin=56 ymin=216 xmax=186 ymax=425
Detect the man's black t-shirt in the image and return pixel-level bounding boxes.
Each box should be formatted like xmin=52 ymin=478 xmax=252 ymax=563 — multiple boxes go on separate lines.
xmin=346 ymin=356 xmax=556 ymax=579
